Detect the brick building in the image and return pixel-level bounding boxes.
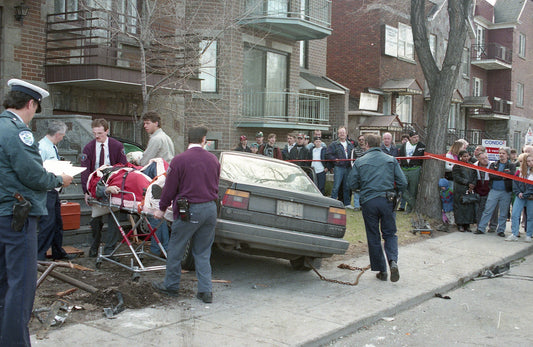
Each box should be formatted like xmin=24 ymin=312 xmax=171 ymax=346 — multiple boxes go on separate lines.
xmin=327 ymin=0 xmax=474 ymax=144
xmin=0 ymin=0 xmax=348 ymax=155
xmin=469 ymin=0 xmax=533 ymax=150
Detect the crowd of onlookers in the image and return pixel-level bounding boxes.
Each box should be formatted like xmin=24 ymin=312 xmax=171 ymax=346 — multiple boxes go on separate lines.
xmin=232 ymin=129 xmax=533 ymax=241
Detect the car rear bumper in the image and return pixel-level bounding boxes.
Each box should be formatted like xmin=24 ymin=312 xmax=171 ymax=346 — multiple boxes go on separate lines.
xmin=215 ymin=219 xmax=349 ymax=258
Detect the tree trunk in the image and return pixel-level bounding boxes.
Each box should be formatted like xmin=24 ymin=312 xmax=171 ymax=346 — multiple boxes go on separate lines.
xmin=411 ymin=0 xmax=473 ymax=219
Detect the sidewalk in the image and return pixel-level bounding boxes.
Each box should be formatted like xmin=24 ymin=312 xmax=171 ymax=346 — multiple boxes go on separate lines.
xmin=31 ymin=230 xmax=533 ymax=347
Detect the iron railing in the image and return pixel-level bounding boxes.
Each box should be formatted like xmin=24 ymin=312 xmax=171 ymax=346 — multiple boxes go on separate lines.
xmin=242 ymin=91 xmax=329 ymax=124
xmin=471 ymin=43 xmax=512 ymax=64
xmin=243 ymin=0 xmax=331 ymax=29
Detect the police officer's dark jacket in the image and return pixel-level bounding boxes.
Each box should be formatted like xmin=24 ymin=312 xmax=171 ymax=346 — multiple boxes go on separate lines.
xmin=348 ymin=147 xmax=407 ymax=205
xmin=0 ymin=111 xmax=63 ymax=216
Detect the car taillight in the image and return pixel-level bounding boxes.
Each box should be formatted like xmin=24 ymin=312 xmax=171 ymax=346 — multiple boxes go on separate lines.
xmin=222 ymin=189 xmax=250 ymax=209
xmin=328 ymin=207 xmax=346 ymax=225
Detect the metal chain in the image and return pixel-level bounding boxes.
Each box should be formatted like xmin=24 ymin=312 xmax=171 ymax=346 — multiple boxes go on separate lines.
xmin=308 ymin=262 xmax=371 ymax=286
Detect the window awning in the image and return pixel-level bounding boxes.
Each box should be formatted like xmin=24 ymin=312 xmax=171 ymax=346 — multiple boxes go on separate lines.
xmin=380 ymin=79 xmax=423 ymax=95
xmin=424 ymin=88 xmax=464 ymax=103
xmin=460 ymin=96 xmax=492 ymax=109
xmin=359 ymin=115 xmax=404 ymax=132
xmin=300 ymin=72 xmax=346 ymax=94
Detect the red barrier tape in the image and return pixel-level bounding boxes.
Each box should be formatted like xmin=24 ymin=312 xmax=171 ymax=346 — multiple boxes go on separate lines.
xmin=288 ymin=153 xmax=532 ymax=185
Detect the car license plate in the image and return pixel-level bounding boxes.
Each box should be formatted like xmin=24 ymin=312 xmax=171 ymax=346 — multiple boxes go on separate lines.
xmin=277 ymin=200 xmax=303 ymax=219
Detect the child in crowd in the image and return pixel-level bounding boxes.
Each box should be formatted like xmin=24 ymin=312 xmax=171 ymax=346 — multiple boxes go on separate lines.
xmin=438 ymin=178 xmax=454 ymax=232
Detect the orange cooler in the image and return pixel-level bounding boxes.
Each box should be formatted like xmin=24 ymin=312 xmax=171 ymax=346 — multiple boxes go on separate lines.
xmin=60 ymin=202 xmax=81 ymax=230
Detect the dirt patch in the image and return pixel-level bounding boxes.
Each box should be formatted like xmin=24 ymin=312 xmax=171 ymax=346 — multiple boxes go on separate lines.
xmin=31 ymin=250 xmax=195 ymax=335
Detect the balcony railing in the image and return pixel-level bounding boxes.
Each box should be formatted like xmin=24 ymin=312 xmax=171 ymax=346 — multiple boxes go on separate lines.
xmin=242 ymin=91 xmax=329 ymax=124
xmin=45 ymin=8 xmax=199 ymax=87
xmin=471 ymin=43 xmax=512 ymax=68
xmin=240 ymin=0 xmax=332 ymax=40
xmin=492 ymin=97 xmax=511 ymax=115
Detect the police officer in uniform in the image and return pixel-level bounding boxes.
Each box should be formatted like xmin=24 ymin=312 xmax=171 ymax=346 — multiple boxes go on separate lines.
xmin=348 ymin=134 xmax=407 ymax=283
xmin=0 ymin=79 xmax=73 ymax=346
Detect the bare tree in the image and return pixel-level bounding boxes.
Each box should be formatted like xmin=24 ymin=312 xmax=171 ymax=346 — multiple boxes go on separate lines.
xmin=410 ymin=0 xmax=473 ymax=218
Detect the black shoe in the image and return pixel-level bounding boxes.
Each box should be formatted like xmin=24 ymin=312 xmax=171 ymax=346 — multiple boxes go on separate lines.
xmin=376 ymin=271 xmax=388 ymax=281
xmin=488 ymin=229 xmax=496 ymax=233
xmin=197 ymin=292 xmax=213 ymax=303
xmin=89 ymin=248 xmax=98 ymax=258
xmin=53 ymin=253 xmax=78 ymax=261
xmin=389 ymin=261 xmax=400 ymax=283
xmin=498 ymin=232 xmax=505 ymax=237
xmin=474 ymin=230 xmax=484 ymax=235
xmin=152 ymin=281 xmax=179 ymax=297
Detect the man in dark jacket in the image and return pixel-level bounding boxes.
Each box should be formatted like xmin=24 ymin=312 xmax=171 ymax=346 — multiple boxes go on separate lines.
xmin=258 ymin=133 xmax=282 ymax=159
xmin=289 ymin=133 xmax=310 ymax=167
xmin=398 ymin=130 xmax=425 ymax=212
xmin=348 ymin=134 xmax=407 ymax=282
xmin=381 ymin=132 xmax=399 ymax=157
xmin=475 ymin=147 xmax=516 ymax=236
xmin=327 ymin=126 xmax=354 ymax=207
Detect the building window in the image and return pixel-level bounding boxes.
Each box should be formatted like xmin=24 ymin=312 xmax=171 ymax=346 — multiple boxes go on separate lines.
xmin=395 ymin=95 xmax=412 ymax=124
xmin=54 ymin=0 xmax=79 ymax=19
xmin=117 ymin=0 xmax=138 ymax=34
xmin=300 ymin=40 xmax=308 ymax=69
xmin=514 ymin=131 xmax=522 ymax=150
xmin=462 ymin=47 xmax=470 ymax=77
xmin=517 ymin=82 xmax=524 ymax=107
xmin=199 ymin=40 xmax=217 ymax=93
xmin=473 ymin=77 xmax=483 ymax=97
xmin=243 ymin=45 xmax=288 ymax=118
xmin=429 ymin=34 xmax=437 ymax=58
xmin=519 ymin=33 xmax=526 ymax=58
xmin=448 ymin=103 xmax=458 ymax=130
xmin=475 ymin=25 xmax=486 ymax=58
xmin=398 ymin=23 xmax=414 ymax=60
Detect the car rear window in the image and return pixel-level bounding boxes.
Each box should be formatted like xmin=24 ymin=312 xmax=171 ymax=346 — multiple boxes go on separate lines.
xmin=220 ymin=153 xmax=321 ymax=195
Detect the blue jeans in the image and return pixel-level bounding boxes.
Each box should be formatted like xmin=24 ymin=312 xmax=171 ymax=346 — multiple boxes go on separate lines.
xmin=0 ymin=216 xmax=38 ymax=347
xmin=352 ymin=191 xmax=361 ymax=209
xmin=477 ymin=190 xmax=512 ymax=234
xmin=361 ymin=197 xmax=398 ymax=272
xmin=511 ymin=197 xmax=533 ymax=237
xmin=147 ymin=216 xmax=169 ymax=254
xmin=316 ymin=171 xmax=326 ymax=194
xmin=331 ymin=166 xmax=352 ymax=206
xmin=164 ymin=201 xmax=217 ymax=293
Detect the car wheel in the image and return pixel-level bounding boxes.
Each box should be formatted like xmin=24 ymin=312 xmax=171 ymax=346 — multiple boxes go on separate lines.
xmin=181 ymin=239 xmax=195 ymax=271
xmin=290 ymin=256 xmax=321 ymax=271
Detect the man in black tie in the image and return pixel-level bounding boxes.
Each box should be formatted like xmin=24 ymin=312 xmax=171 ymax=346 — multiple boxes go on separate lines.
xmin=80 ymin=119 xmax=128 ymax=256
xmin=37 ymin=120 xmax=77 ymax=260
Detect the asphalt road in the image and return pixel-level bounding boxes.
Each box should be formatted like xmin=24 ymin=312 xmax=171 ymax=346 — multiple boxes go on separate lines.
xmin=328 ymin=255 xmax=533 ymax=346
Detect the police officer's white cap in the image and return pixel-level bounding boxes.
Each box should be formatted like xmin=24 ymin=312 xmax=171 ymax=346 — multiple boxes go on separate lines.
xmin=7 ymin=79 xmax=49 ymax=102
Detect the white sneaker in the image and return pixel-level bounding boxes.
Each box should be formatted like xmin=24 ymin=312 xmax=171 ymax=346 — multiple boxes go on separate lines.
xmin=525 ymin=236 xmax=532 ymax=243
xmin=344 ymin=205 xmax=355 ymax=210
xmin=505 ymin=234 xmax=519 ymax=241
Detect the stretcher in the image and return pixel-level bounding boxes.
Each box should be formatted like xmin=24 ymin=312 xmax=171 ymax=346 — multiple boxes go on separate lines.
xmin=90 ymin=190 xmax=169 ymax=280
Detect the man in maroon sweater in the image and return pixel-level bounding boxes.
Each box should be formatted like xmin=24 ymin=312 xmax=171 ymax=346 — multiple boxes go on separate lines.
xmin=152 ymin=125 xmax=220 ymax=303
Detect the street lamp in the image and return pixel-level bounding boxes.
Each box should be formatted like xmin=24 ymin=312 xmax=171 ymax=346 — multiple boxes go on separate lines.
xmin=14 ymin=2 xmax=29 ymax=25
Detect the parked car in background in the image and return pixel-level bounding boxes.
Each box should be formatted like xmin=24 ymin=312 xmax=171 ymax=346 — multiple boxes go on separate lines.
xmin=212 ymin=151 xmax=348 ymax=270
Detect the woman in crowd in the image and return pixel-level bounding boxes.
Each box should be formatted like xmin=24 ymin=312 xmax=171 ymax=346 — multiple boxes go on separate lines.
xmin=452 ymin=150 xmax=477 ymax=232
xmin=506 ymin=153 xmax=533 ymax=242
xmin=445 ymin=140 xmax=464 ymax=181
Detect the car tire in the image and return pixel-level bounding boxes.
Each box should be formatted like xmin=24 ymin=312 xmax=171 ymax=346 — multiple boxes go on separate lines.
xmin=181 ymin=239 xmax=195 ymax=271
xmin=290 ymin=256 xmax=321 ymax=271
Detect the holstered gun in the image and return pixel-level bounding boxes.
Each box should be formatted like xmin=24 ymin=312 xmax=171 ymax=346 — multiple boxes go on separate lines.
xmin=12 ymin=192 xmax=32 ymax=232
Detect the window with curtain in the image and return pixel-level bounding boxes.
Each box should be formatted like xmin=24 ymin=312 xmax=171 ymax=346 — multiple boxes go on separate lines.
xmin=395 ymin=95 xmax=412 ymax=124
xmin=517 ymin=82 xmax=524 ymax=107
xmin=519 ymin=33 xmax=526 ymax=58
xmin=243 ymin=46 xmax=288 ymax=118
xmin=398 ymin=23 xmax=414 ymax=60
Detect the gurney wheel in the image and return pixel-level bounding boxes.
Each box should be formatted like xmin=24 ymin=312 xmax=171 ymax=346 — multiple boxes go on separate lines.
xmin=131 ymin=272 xmax=140 ymax=281
xmin=95 ymin=260 xmax=102 ymax=269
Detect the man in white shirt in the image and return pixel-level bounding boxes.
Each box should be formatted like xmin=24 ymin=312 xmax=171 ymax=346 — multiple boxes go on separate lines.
xmin=37 ymin=120 xmax=76 ymax=261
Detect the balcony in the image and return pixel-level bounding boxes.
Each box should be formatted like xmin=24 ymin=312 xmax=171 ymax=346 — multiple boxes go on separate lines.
xmin=45 ymin=8 xmax=199 ymax=92
xmin=239 ymin=91 xmax=329 ymax=129
xmin=239 ymin=0 xmax=332 ymax=41
xmin=465 ymin=96 xmax=511 ymax=120
xmin=471 ymin=43 xmax=512 ymax=70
